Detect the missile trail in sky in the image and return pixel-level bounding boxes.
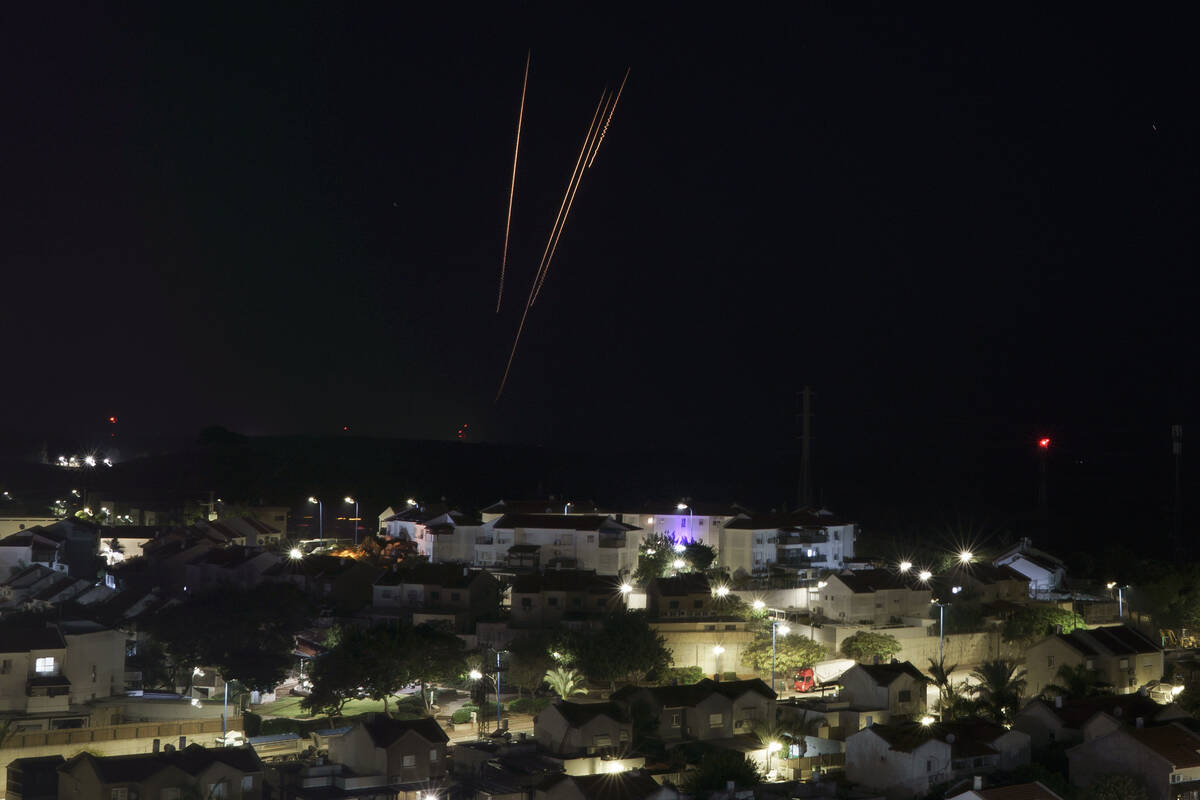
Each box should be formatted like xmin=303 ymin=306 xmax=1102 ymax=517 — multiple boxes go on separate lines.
xmin=497 ymin=52 xmax=530 ymax=313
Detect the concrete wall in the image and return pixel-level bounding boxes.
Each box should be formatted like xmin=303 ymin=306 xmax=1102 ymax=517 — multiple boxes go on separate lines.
xmin=812 ymin=624 xmax=1018 ymax=669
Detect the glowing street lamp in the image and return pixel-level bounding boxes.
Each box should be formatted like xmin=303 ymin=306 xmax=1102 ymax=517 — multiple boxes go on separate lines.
xmin=899 ymin=561 xmax=913 ymax=573
xmin=619 ymin=583 xmax=633 ymax=595
xmin=308 ymin=497 xmax=323 ymax=538
xmin=468 ymin=669 xmax=483 ymax=681
xmin=712 ymin=644 xmax=725 ymax=675
xmin=672 ymin=559 xmax=685 ymax=570
xmin=958 ymin=551 xmax=973 ymax=565
xmin=920 ymin=715 xmax=935 ymax=726
xmin=715 ymin=585 xmax=730 ymax=598
xmin=673 ymin=542 xmax=686 ymax=553
xmin=918 ymin=570 xmax=933 ymax=582
xmin=289 ymin=548 xmax=303 ymax=560
xmin=770 ymin=619 xmax=790 ymax=692
xmin=767 ymin=740 xmax=782 ymax=774
xmin=752 ymin=600 xmax=766 ymax=611
xmin=344 ymin=496 xmax=359 ymax=545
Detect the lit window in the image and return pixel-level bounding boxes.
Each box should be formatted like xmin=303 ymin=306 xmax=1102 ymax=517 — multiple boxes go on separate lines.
xmin=35 ymin=657 xmax=56 ymax=674
xmin=240 ymin=776 xmax=254 ymax=791
xmin=708 ymin=713 xmax=723 ymax=727
xmin=593 ymin=734 xmax=612 ymax=746
xmin=403 ymin=754 xmax=416 ymax=768
xmin=111 ymin=790 xmax=128 ymax=800
xmin=671 ymin=713 xmax=681 ymax=727
xmin=430 ymin=748 xmax=439 ymax=761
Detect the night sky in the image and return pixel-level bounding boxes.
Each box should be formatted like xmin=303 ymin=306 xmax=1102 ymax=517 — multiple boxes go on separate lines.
xmin=5 ymin=5 xmax=1197 ymax=487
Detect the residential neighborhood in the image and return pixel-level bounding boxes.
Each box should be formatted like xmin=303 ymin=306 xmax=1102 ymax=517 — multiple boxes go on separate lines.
xmin=0 ymin=489 xmax=1191 ymax=800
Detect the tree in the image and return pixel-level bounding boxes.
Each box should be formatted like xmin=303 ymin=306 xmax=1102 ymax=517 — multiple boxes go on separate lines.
xmin=684 ymin=542 xmax=717 ymax=571
xmin=572 ymin=611 xmax=673 ymax=690
xmin=1085 ymin=773 xmax=1149 ymax=800
xmin=681 ymin=750 xmax=762 ymax=797
xmin=840 ymin=631 xmax=902 ymax=663
xmin=928 ymin=657 xmax=971 ymax=719
xmin=407 ymin=624 xmax=468 ymax=711
xmin=1044 ymin=663 xmax=1112 ymax=700
xmin=1001 ymin=606 xmax=1085 ymax=644
xmin=742 ymin=635 xmax=825 ymax=674
xmin=545 ymin=667 xmax=588 ymax=698
xmin=143 ymin=583 xmax=314 ymax=692
xmin=302 ymin=646 xmax=358 ymax=717
xmin=506 ymin=633 xmax=557 ymax=697
xmin=633 ymin=534 xmax=673 ymax=585
xmin=969 ymin=659 xmax=1027 ymax=724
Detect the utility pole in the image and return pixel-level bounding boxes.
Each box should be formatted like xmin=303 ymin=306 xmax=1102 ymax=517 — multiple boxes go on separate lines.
xmin=797 ymin=387 xmax=814 ymax=509
xmin=1173 ymin=425 xmax=1183 ymax=555
xmin=1037 ymin=437 xmax=1050 ymax=517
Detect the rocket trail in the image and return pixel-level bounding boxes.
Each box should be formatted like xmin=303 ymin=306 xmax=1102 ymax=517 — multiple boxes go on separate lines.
xmin=497 ymin=52 xmax=530 ymax=313
xmin=588 ymin=67 xmax=629 ymax=168
xmin=496 ymin=91 xmax=608 ymax=401
xmin=533 ymin=92 xmax=611 ymax=305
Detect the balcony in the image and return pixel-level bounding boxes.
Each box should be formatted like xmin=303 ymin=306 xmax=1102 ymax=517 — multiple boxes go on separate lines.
xmin=475 ymin=536 xmax=495 ymax=545
xmin=598 ymin=534 xmax=627 ymax=549
xmin=776 ymin=532 xmax=828 ymax=546
xmin=775 ymin=552 xmax=827 ymax=568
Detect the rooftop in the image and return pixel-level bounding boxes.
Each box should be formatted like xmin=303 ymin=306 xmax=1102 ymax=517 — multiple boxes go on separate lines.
xmin=551 ymin=700 xmax=630 ymax=726
xmin=360 ymin=715 xmax=449 ymax=747
xmin=952 ymin=782 xmax=1065 ymax=800
xmin=61 ymin=744 xmax=262 ymax=784
xmin=1054 ymin=625 xmax=1160 ymax=657
xmin=537 ymin=771 xmax=666 ymax=800
xmin=853 ymin=661 xmax=929 ymax=687
xmin=491 ymin=513 xmax=638 ymax=532
xmin=1126 ymin=722 xmax=1200 ymax=768
xmin=832 ymin=568 xmax=923 ymax=594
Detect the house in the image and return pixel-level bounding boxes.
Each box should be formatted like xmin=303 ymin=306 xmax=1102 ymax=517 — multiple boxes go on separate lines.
xmin=948 ymin=781 xmax=1064 ymax=800
xmin=646 ymin=574 xmax=718 ymax=620
xmin=1068 ymin=721 xmax=1200 ymax=800
xmin=0 ymin=529 xmax=67 ymax=577
xmin=371 ymin=563 xmax=500 ymax=633
xmin=383 ymin=504 xmax=484 ymax=564
xmin=839 ymin=662 xmax=929 ymax=720
xmin=57 ymin=744 xmax=265 ymax=800
xmin=486 ymin=514 xmax=642 ymax=576
xmin=535 ymin=771 xmax=679 ymax=800
xmin=717 ymin=508 xmax=856 ymax=578
xmin=194 ymin=516 xmax=285 ymax=548
xmin=0 ymin=620 xmax=126 ymax=724
xmin=4 ymin=754 xmax=64 ymax=800
xmin=1014 ymin=693 xmax=1191 ymax=749
xmin=845 ymin=720 xmax=1031 ymax=798
xmin=1024 ymin=624 xmax=1163 ymax=697
xmin=993 ymin=539 xmax=1066 ymax=597
xmin=954 ymin=564 xmax=1031 ymax=605
xmin=326 ymin=714 xmax=449 ymax=789
xmin=535 ymin=701 xmax=633 ymax=756
xmin=610 ymin=678 xmax=775 ymax=742
xmin=184 ymin=546 xmax=283 ymax=591
xmin=510 ymin=570 xmax=624 ymax=629
xmin=814 ymin=569 xmax=932 ymax=626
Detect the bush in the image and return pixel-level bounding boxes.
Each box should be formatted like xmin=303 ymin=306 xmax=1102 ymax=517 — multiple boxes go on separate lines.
xmin=661 ymin=666 xmax=705 ymax=685
xmin=242 ymin=712 xmax=262 ymax=737
xmin=722 ymin=672 xmax=738 ymax=681
xmin=507 ymin=697 xmax=551 ymax=714
xmin=451 ymin=706 xmax=477 ymax=725
xmin=259 ymin=717 xmax=302 ymax=736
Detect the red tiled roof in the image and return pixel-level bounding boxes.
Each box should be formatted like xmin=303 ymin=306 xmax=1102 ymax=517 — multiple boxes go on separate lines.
xmin=961 ymin=782 xmax=1064 ymax=800
xmin=1128 ymin=723 xmax=1200 ymax=768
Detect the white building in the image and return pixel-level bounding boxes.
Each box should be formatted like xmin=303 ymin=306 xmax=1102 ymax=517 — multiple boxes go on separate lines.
xmin=484 ymin=514 xmax=642 ymax=576
xmin=719 ymin=508 xmax=856 ymax=578
xmin=993 ymin=538 xmax=1066 ymax=597
xmin=0 ymin=621 xmax=127 ymax=728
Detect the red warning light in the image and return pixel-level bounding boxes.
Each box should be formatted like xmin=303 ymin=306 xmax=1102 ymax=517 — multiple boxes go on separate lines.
xmin=1038 ymin=438 xmax=1051 ymax=449
xmin=108 ymin=416 xmax=117 ymax=424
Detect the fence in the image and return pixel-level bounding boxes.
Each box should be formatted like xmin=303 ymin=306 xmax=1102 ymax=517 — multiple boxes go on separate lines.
xmin=4 ymin=717 xmax=240 ymax=750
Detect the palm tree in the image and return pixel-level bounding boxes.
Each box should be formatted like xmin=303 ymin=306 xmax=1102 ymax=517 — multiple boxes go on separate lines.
xmin=968 ymin=659 xmax=1027 ymax=724
xmin=1044 ymin=663 xmax=1112 ymax=700
xmin=928 ymin=657 xmax=971 ymax=719
xmin=544 ymin=667 xmax=588 ymax=698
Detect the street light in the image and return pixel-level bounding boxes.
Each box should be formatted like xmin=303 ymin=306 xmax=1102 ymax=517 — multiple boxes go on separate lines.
xmin=770 ymin=619 xmax=790 ymax=693
xmin=308 ymin=497 xmax=323 ymax=538
xmin=468 ymin=669 xmax=483 ymax=681
xmin=752 ymin=600 xmax=766 ymax=611
xmin=920 ymin=715 xmax=935 ymax=726
xmin=767 ymin=740 xmax=782 ymax=774
xmin=673 ymin=542 xmax=686 ymax=553
xmin=933 ymin=600 xmax=949 ymax=662
xmin=289 ymin=548 xmax=303 ymax=560
xmin=715 ymin=585 xmax=730 ymax=598
xmin=619 ymin=583 xmax=633 ymax=595
xmin=918 ymin=570 xmax=933 ymax=582
xmin=958 ymin=551 xmax=973 ymax=565
xmin=344 ymin=496 xmax=359 ymax=545
xmin=1107 ymin=582 xmax=1126 ymax=617
xmin=672 ymin=559 xmax=685 ymax=570
xmin=712 ymin=645 xmax=725 ymax=675
xmin=677 ymin=503 xmax=691 ymax=515
xmin=899 ymin=561 xmax=913 ymax=573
